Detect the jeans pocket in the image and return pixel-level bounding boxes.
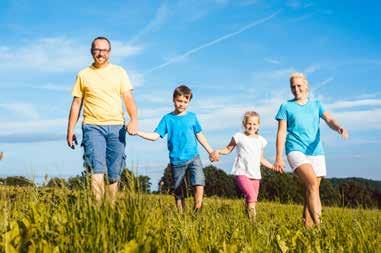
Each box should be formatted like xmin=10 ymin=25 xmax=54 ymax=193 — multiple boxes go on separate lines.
xmin=121 ymin=154 xmax=126 ymax=173
xmin=118 ymin=126 xmax=127 ymax=143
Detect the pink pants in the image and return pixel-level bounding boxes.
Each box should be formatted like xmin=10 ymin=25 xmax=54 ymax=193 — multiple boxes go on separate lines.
xmin=235 ymin=175 xmax=260 ymax=204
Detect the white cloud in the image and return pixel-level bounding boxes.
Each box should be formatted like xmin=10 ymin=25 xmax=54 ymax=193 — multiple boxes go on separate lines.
xmin=33 ymin=83 xmax=71 ymax=92
xmin=0 ymin=103 xmax=40 ymax=120
xmin=251 ymin=67 xmax=295 ymax=87
xmin=327 ymin=99 xmax=381 ymax=110
xmin=0 ymin=37 xmax=142 ymax=73
xmin=356 ymin=92 xmax=381 ymax=99
xmin=137 ymin=94 xmax=169 ymax=105
xmin=112 ymin=42 xmax=142 ymax=59
xmin=128 ymin=70 xmax=145 ymax=88
xmin=139 ymin=107 xmax=171 ymax=120
xmin=334 ymin=108 xmax=381 ymax=130
xmin=0 ymin=118 xmax=67 ymax=135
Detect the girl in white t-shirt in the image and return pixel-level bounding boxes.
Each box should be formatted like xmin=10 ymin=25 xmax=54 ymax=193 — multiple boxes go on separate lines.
xmin=214 ymin=111 xmax=274 ymax=219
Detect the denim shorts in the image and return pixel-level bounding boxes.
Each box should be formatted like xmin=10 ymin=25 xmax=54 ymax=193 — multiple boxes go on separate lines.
xmin=171 ymin=155 xmax=205 ymax=200
xmin=82 ymin=124 xmax=126 ymax=183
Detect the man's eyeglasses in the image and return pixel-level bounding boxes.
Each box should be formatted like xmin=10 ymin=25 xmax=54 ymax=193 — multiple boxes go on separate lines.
xmin=91 ymin=48 xmax=110 ymax=54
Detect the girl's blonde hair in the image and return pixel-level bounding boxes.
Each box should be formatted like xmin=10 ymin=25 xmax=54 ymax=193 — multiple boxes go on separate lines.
xmin=242 ymin=111 xmax=260 ymax=134
xmin=289 ymin=72 xmax=309 ymax=87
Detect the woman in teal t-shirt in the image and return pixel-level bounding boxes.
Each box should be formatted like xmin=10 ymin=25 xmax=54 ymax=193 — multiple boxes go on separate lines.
xmin=274 ymin=72 xmax=348 ymax=228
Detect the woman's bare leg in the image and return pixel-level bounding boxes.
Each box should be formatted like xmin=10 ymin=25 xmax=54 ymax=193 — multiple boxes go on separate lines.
xmin=295 ymin=164 xmax=321 ymax=227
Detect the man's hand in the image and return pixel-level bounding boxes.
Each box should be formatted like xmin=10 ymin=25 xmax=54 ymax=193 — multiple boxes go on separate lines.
xmin=67 ymin=131 xmax=78 ymax=149
xmin=125 ymin=119 xmax=138 ymax=135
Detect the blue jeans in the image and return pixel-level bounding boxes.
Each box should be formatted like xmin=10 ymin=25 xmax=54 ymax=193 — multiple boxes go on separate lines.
xmin=171 ymin=155 xmax=205 ymax=200
xmin=82 ymin=124 xmax=126 ymax=183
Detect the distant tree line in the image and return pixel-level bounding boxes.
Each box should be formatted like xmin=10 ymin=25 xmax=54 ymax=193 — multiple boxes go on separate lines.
xmin=1 ymin=165 xmax=380 ymax=209
xmin=0 ymin=168 xmax=151 ymax=193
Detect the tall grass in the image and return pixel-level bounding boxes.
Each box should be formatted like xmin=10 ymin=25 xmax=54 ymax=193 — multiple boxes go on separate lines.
xmin=1 ymin=186 xmax=380 ymax=252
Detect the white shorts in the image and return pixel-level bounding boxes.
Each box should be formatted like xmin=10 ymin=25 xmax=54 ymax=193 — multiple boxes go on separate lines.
xmin=287 ymin=151 xmax=327 ymax=177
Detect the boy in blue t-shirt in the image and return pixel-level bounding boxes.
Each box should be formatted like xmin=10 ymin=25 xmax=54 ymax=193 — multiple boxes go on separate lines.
xmin=136 ymin=85 xmax=216 ymax=212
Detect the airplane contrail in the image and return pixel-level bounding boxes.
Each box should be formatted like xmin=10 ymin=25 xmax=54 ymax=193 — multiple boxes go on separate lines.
xmin=145 ymin=9 xmax=282 ymax=74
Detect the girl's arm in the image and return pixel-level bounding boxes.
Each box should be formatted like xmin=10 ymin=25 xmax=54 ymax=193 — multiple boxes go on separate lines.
xmin=215 ymin=137 xmax=236 ymax=155
xmin=261 ymin=153 xmax=274 ymax=170
xmin=322 ymin=111 xmax=349 ymax=139
xmin=274 ymin=120 xmax=287 ymax=173
xmin=136 ymin=131 xmax=160 ymax=141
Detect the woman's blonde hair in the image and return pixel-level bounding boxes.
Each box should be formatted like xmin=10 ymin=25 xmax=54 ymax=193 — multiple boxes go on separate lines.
xmin=242 ymin=111 xmax=260 ymax=134
xmin=289 ymin=72 xmax=309 ymax=87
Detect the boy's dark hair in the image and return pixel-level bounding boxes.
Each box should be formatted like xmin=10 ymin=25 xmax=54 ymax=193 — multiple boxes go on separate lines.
xmin=91 ymin=36 xmax=111 ymax=50
xmin=173 ymin=85 xmax=193 ymax=100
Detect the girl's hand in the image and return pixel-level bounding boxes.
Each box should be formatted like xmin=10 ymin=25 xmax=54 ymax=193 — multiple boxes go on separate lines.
xmin=338 ymin=127 xmax=349 ymax=139
xmin=273 ymin=159 xmax=285 ymax=173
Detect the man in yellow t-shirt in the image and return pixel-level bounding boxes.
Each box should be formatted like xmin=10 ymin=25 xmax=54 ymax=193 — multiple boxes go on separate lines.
xmin=66 ymin=36 xmax=138 ymax=203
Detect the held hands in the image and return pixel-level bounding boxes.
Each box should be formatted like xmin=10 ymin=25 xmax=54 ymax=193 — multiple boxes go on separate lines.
xmin=273 ymin=158 xmax=285 ymax=173
xmin=125 ymin=119 xmax=138 ymax=135
xmin=209 ymin=150 xmax=220 ymax=162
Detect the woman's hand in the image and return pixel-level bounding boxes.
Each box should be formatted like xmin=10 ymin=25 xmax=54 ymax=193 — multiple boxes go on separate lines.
xmin=273 ymin=158 xmax=285 ymax=173
xmin=338 ymin=127 xmax=349 ymax=139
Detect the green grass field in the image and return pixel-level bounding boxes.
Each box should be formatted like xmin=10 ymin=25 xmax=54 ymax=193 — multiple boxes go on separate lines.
xmin=1 ymin=186 xmax=380 ymax=253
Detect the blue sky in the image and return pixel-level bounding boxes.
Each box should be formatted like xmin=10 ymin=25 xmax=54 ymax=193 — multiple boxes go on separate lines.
xmin=0 ymin=0 xmax=380 ymax=187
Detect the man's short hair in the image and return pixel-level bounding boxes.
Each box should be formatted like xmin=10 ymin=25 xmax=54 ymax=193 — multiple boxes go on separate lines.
xmin=91 ymin=36 xmax=111 ymax=50
xmin=173 ymin=85 xmax=193 ymax=100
